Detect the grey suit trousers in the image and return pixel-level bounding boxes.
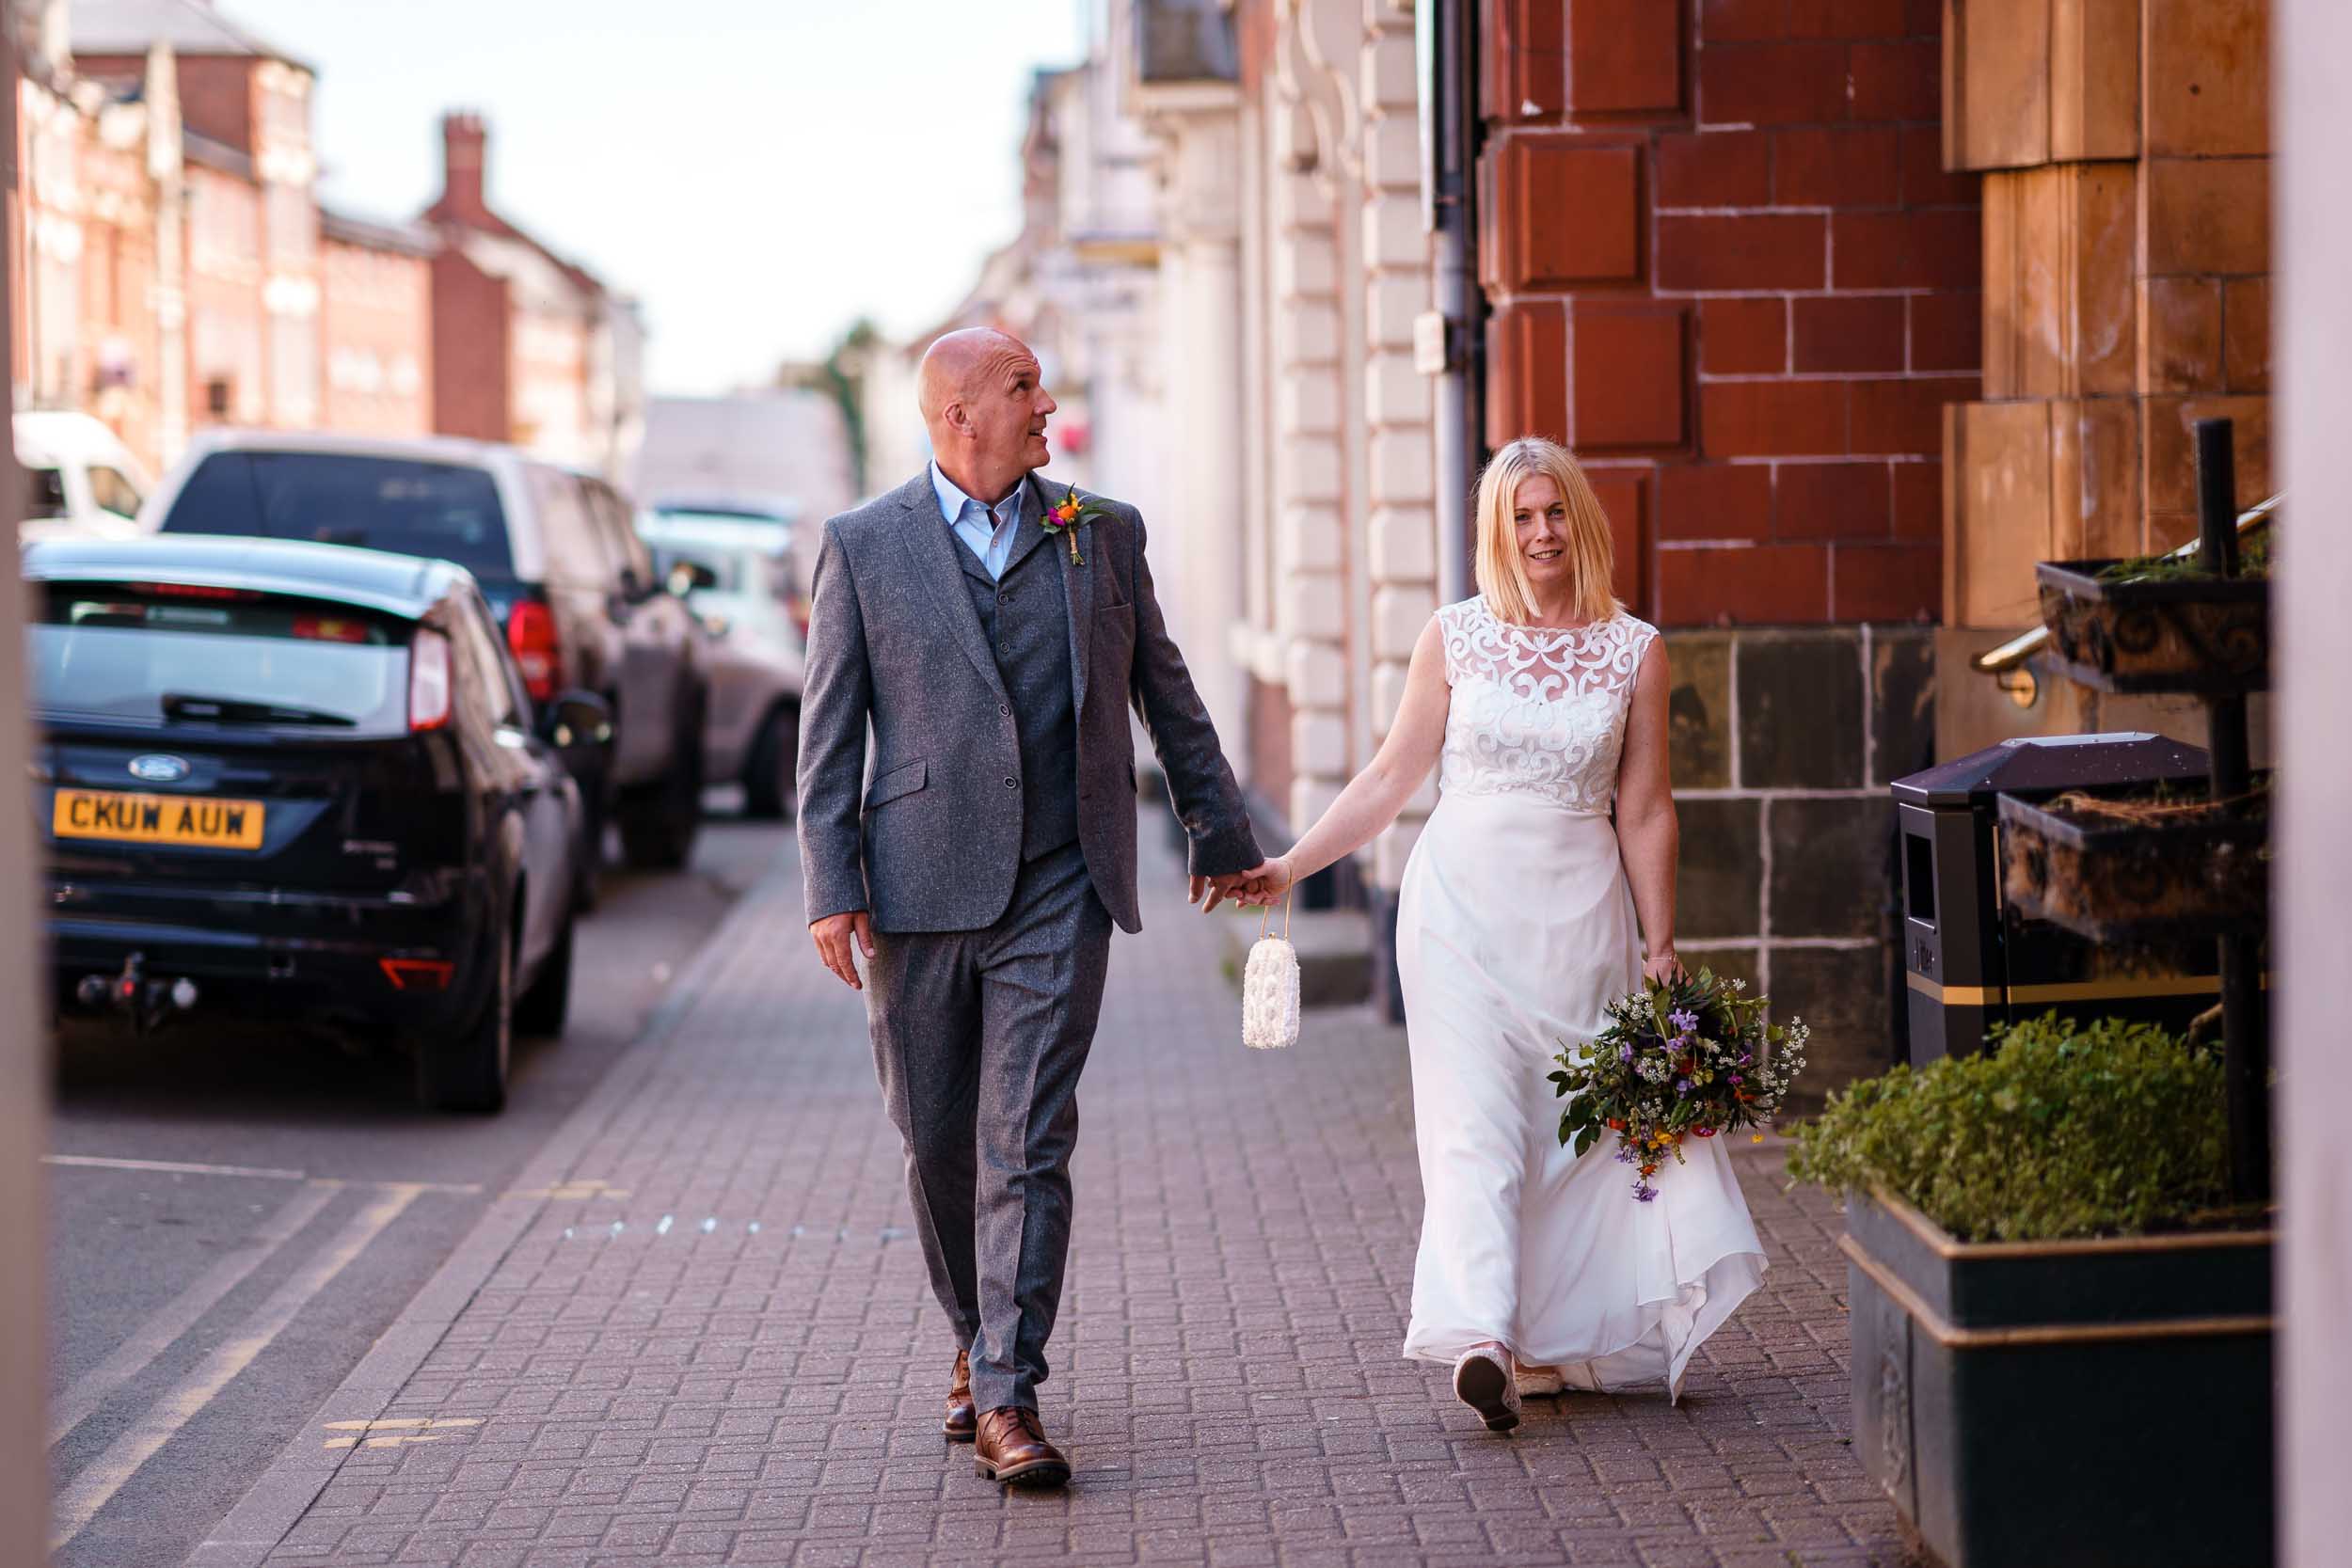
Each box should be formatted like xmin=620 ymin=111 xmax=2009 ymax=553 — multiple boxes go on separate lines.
xmin=865 ymin=842 xmax=1113 ymax=1413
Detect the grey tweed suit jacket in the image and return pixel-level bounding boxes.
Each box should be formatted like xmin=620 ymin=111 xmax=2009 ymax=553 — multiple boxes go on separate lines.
xmin=796 ymin=469 xmax=1259 ymax=935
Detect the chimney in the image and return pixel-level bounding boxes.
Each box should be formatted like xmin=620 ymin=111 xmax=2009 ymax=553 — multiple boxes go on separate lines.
xmin=437 ymin=110 xmax=489 ymax=223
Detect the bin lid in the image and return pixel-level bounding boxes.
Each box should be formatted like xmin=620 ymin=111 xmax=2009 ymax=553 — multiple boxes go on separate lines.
xmin=1890 ymin=732 xmax=2209 ymax=806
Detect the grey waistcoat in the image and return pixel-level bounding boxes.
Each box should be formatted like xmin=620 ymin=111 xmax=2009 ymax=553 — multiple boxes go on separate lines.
xmin=958 ymin=534 xmax=1079 ymax=862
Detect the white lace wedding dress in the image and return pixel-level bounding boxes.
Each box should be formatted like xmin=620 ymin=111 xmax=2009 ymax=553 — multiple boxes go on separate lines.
xmin=1395 ymin=596 xmax=1766 ymax=1398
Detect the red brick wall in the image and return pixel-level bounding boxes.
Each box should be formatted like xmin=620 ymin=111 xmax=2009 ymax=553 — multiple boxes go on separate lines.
xmin=76 ymin=55 xmax=260 ymax=155
xmin=1480 ymin=0 xmax=1979 ymax=626
xmin=321 ymin=238 xmax=434 ymax=438
xmin=429 ymin=246 xmax=511 ymax=443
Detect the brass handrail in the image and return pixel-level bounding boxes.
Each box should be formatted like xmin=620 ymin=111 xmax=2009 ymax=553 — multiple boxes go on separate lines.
xmin=1973 ymin=493 xmax=2281 ymax=676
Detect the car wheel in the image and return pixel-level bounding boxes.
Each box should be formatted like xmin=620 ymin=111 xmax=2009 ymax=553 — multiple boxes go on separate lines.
xmin=617 ymin=704 xmax=705 ymax=870
xmin=415 ymin=921 xmax=511 ymax=1114
xmin=514 ymin=910 xmax=575 ymax=1037
xmin=742 ymin=702 xmax=798 ymax=820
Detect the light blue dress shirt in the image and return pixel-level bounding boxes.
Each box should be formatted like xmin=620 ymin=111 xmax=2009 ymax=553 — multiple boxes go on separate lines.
xmin=930 ymin=462 xmax=1023 ymax=581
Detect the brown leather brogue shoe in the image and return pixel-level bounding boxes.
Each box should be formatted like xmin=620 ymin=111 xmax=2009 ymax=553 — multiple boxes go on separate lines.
xmin=973 ymin=1405 xmax=1070 ymax=1489
xmin=943 ymin=1349 xmax=977 ymax=1443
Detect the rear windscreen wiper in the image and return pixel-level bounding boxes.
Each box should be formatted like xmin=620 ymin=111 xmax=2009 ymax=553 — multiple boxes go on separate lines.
xmin=160 ymin=691 xmax=356 ymax=727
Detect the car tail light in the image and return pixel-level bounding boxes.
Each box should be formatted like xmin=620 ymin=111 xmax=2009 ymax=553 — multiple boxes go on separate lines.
xmin=786 ymin=592 xmax=811 ymax=640
xmin=409 ymin=628 xmax=453 ymax=732
xmin=380 ymin=958 xmax=453 ymax=990
xmin=506 ymin=600 xmax=561 ymax=703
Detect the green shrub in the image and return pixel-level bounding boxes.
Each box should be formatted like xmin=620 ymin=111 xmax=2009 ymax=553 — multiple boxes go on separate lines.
xmin=1785 ymin=1013 xmax=2231 ymax=1243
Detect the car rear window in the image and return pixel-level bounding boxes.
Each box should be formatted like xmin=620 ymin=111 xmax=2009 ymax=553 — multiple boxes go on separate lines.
xmin=158 ymin=451 xmax=514 ymax=578
xmin=29 ymin=582 xmax=411 ymax=733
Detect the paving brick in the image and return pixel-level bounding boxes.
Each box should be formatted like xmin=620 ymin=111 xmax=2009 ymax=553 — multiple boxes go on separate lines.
xmin=254 ymin=818 xmax=1903 ymax=1565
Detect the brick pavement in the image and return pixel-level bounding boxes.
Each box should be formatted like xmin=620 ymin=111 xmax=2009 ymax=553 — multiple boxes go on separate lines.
xmin=243 ymin=819 xmax=1906 ymax=1566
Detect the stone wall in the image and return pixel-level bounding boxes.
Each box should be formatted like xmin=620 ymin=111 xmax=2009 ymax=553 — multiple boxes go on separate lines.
xmin=1665 ymin=623 xmax=1936 ymax=1111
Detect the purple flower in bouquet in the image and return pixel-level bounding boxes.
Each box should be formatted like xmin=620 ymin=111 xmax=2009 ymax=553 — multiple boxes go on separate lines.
xmin=1619 ymin=1043 xmax=1633 ymax=1062
xmin=1677 ymin=1079 xmax=1692 ymax=1095
xmin=1632 ymin=1180 xmax=1659 ymax=1202
xmin=1668 ymin=1007 xmax=1698 ymax=1034
xmin=1728 ymin=1073 xmax=1743 ymax=1085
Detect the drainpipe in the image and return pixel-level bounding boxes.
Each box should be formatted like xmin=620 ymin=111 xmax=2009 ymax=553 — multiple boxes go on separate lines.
xmin=1423 ymin=0 xmax=1480 ymax=603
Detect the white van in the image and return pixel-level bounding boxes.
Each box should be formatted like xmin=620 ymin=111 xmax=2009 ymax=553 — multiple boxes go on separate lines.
xmin=16 ymin=410 xmax=152 ymax=541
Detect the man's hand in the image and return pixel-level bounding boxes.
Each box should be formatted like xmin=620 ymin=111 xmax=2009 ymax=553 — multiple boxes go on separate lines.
xmin=811 ymin=911 xmax=876 ymax=990
xmin=1192 ymin=858 xmax=1292 ymax=913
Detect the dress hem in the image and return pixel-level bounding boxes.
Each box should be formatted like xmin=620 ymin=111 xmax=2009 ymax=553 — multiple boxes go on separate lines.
xmin=1399 ymin=1246 xmax=1769 ymax=1402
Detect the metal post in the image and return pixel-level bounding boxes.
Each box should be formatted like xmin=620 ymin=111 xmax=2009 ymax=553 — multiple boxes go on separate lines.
xmin=0 ymin=3 xmax=56 ymax=1557
xmin=2194 ymin=418 xmax=2268 ymax=1204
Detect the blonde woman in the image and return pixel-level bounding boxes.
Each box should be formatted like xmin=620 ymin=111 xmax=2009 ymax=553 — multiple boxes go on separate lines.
xmin=1244 ymin=437 xmax=1766 ymax=1431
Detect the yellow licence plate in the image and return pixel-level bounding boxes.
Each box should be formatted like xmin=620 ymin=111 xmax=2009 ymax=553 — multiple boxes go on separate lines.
xmin=53 ymin=789 xmax=267 ymax=850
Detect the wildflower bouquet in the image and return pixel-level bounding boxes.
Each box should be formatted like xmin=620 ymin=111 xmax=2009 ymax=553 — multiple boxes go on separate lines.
xmin=1551 ymin=968 xmax=1808 ymax=1202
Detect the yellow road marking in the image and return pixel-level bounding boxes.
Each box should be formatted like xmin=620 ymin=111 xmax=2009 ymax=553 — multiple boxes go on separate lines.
xmin=48 ymin=1181 xmax=341 ymax=1447
xmin=50 ymin=1187 xmax=420 ymax=1550
xmin=508 ymin=1177 xmax=631 ymax=1200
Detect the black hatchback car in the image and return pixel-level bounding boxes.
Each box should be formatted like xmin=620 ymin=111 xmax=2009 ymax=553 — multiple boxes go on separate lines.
xmin=24 ymin=535 xmax=601 ymax=1112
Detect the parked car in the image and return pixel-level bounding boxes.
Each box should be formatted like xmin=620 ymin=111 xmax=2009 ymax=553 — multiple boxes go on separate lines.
xmin=16 ymin=410 xmax=152 ymax=542
xmin=638 ymin=512 xmax=806 ymax=817
xmin=139 ymin=430 xmax=710 ymax=881
xmin=24 ymin=534 xmax=604 ymax=1111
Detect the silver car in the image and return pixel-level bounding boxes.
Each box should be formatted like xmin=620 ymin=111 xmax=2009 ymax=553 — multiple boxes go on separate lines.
xmin=638 ymin=514 xmax=806 ymax=818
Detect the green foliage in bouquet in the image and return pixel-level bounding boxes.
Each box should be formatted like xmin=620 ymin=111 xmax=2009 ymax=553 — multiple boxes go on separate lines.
xmin=1784 ymin=1013 xmax=2231 ymax=1243
xmin=1553 ymin=968 xmax=1808 ymax=1202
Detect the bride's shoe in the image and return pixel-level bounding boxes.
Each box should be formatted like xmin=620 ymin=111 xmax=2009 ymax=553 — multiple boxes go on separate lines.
xmin=1514 ymin=1364 xmax=1566 ymax=1398
xmin=1452 ymin=1346 xmax=1521 ymax=1433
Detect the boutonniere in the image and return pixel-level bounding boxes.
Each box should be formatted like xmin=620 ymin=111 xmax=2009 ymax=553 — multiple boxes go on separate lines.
xmin=1040 ymin=483 xmax=1110 ymax=566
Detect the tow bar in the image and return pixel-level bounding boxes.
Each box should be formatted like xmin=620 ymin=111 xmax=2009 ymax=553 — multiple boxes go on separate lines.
xmin=76 ymin=952 xmax=199 ymax=1037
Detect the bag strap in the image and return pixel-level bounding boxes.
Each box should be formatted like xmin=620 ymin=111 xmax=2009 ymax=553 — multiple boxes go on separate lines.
xmin=1257 ymin=886 xmax=1294 ymax=942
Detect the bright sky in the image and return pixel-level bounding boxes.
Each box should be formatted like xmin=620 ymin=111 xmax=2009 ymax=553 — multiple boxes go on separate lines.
xmin=219 ymin=0 xmax=1092 ymax=395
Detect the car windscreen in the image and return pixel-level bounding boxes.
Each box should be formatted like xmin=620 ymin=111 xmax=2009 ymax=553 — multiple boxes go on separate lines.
xmin=28 ymin=582 xmax=411 ymax=734
xmin=158 ymin=451 xmax=514 ymax=578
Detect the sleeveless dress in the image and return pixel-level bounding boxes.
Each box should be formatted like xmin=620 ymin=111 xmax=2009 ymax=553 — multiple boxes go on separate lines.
xmin=1395 ymin=597 xmax=1766 ymax=1398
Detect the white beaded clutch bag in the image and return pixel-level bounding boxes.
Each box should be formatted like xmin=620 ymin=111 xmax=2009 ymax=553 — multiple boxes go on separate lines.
xmin=1240 ymin=895 xmax=1299 ymax=1051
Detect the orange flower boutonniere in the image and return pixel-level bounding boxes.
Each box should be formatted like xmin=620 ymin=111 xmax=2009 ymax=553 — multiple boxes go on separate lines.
xmin=1040 ymin=483 xmax=1109 ymax=566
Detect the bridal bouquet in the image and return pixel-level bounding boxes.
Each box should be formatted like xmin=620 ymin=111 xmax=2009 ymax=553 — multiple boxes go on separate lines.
xmin=1551 ymin=969 xmax=1808 ymax=1202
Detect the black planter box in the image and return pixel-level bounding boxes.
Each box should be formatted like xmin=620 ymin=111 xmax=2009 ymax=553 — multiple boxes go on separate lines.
xmin=2034 ymin=560 xmax=2269 ymax=696
xmin=1996 ymin=790 xmax=2267 ymax=945
xmin=1843 ymin=1189 xmax=2274 ymax=1567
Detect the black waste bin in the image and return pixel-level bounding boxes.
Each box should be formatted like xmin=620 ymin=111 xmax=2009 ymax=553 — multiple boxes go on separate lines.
xmin=1891 ymin=733 xmax=2213 ymax=1065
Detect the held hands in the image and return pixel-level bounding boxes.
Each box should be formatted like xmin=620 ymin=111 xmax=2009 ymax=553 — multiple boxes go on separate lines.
xmin=1193 ymin=855 xmax=1295 ymax=912
xmin=810 ymin=911 xmax=875 ymax=990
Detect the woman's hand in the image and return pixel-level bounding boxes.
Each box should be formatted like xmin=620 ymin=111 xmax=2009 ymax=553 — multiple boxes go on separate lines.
xmin=1641 ymin=947 xmax=1684 ymax=986
xmin=1233 ymin=853 xmax=1296 ymax=908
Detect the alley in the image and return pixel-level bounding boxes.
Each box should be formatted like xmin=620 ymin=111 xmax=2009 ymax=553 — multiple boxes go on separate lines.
xmin=192 ymin=812 xmax=1901 ymax=1568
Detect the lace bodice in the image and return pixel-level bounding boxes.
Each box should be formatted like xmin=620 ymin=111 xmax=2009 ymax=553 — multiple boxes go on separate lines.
xmin=1435 ymin=597 xmax=1659 ymax=815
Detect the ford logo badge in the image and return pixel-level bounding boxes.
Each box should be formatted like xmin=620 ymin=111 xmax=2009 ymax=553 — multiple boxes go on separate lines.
xmin=127 ymin=754 xmax=191 ymax=784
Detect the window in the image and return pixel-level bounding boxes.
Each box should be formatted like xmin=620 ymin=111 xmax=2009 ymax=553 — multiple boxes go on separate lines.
xmin=526 ymin=465 xmax=612 ymax=591
xmin=158 ymin=451 xmax=514 ymax=578
xmin=29 ymin=584 xmax=407 ymax=733
xmin=87 ymin=466 xmax=144 ymax=519
xmin=453 ymin=589 xmax=524 ymax=728
xmin=24 ymin=467 xmax=69 ymax=520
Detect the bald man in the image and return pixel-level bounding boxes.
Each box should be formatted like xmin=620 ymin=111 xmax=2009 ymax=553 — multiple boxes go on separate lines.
xmin=797 ymin=329 xmax=1269 ymax=1488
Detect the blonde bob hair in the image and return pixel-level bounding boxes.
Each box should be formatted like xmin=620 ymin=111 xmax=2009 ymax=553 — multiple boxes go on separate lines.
xmin=1471 ymin=437 xmax=1621 ymax=627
